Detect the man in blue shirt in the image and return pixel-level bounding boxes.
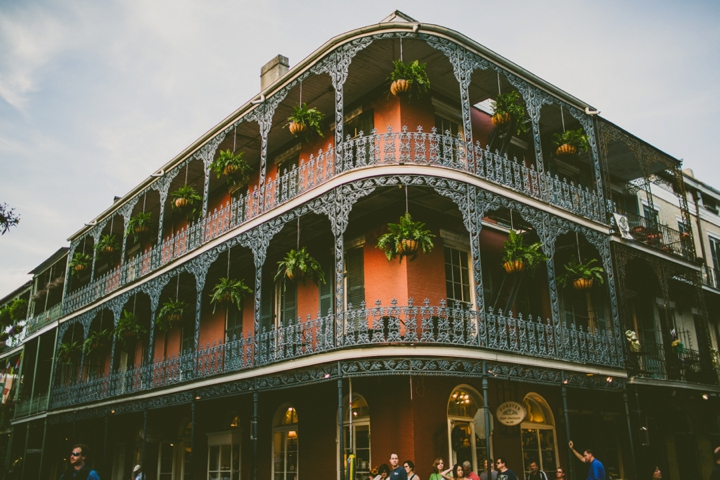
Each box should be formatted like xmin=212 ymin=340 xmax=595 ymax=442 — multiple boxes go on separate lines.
xmin=389 ymin=454 xmax=408 ymax=480
xmin=59 ymin=444 xmax=100 ymax=480
xmin=569 ymin=441 xmax=605 ymax=480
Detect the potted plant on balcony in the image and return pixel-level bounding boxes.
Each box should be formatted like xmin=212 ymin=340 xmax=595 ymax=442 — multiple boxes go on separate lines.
xmin=553 ymin=128 xmax=589 ymax=157
xmin=58 ymin=340 xmax=83 ymax=364
xmin=286 ymin=103 xmax=325 ymax=138
xmin=48 ymin=276 xmax=64 ymax=292
xmin=210 ymin=150 xmax=253 ymax=186
xmin=558 ymin=258 xmax=605 ymax=290
xmin=671 ymin=339 xmax=685 ymax=354
xmin=0 ymin=331 xmax=9 ymax=343
xmin=501 ymin=230 xmax=547 ymax=274
xmin=8 ymin=323 xmax=23 ymax=336
xmin=155 ymin=298 xmax=190 ymax=331
xmin=170 ymin=185 xmax=202 ymax=219
xmin=275 ymin=247 xmax=326 ymax=286
xmin=209 ymin=278 xmax=253 ymax=313
xmin=0 ymin=307 xmax=10 ymax=328
xmin=126 ymin=212 xmax=153 ymax=243
xmin=115 ymin=310 xmax=148 ymax=345
xmin=69 ymin=252 xmax=92 ymax=276
xmin=491 ymin=91 xmax=528 ymax=135
xmin=387 ymin=59 xmax=431 ymax=99
xmin=376 ymin=213 xmax=435 ymax=264
xmin=625 ymin=330 xmax=641 ymax=352
xmin=83 ymin=329 xmax=112 ymax=356
xmin=95 ymin=234 xmax=120 ymax=256
xmin=8 ymin=298 xmax=28 ymax=323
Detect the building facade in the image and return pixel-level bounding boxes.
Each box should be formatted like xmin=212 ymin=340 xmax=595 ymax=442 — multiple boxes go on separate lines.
xmin=1 ymin=11 xmax=719 ymax=480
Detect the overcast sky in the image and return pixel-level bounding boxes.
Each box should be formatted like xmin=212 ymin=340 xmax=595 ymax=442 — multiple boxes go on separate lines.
xmin=1 ymin=0 xmax=719 ymax=297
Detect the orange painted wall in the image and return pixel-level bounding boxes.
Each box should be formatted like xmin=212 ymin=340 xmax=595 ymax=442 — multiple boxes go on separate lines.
xmin=364 ymin=225 xmax=409 ymax=308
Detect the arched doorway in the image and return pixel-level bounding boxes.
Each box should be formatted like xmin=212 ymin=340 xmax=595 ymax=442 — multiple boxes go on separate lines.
xmin=520 ymin=393 xmax=558 ymax=474
xmin=340 ymin=393 xmax=371 ymax=480
xmin=447 ymin=386 xmax=490 ymax=472
xmin=273 ymin=404 xmax=299 ymax=480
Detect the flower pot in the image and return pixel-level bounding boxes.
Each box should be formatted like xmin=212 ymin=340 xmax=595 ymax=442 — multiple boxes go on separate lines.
xmin=174 ymin=197 xmax=190 ymax=209
xmin=134 ymin=225 xmax=150 ymax=235
xmin=491 ymin=112 xmax=512 ymax=127
xmin=573 ymin=278 xmax=593 ymax=290
xmin=681 ymin=231 xmax=690 ymax=239
xmin=103 ymin=245 xmax=115 ymax=254
xmin=218 ymin=292 xmax=233 ymax=305
xmin=223 ymin=164 xmax=239 ymax=176
xmin=390 ymin=79 xmax=411 ymax=96
xmin=503 ymin=260 xmax=525 ymax=274
xmin=168 ymin=313 xmax=182 ymax=324
xmin=398 ymin=239 xmax=419 ymax=257
xmin=74 ymin=264 xmax=87 ymax=273
xmin=288 ymin=121 xmax=306 ymax=136
xmin=556 ymin=144 xmax=577 ymax=157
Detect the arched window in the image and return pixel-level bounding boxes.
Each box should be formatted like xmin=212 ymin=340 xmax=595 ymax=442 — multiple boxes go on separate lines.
xmin=340 ymin=394 xmax=371 ymax=480
xmin=273 ymin=404 xmax=299 ymax=480
xmin=521 ymin=393 xmax=558 ymax=474
xmin=447 ymin=386 xmax=490 ymax=473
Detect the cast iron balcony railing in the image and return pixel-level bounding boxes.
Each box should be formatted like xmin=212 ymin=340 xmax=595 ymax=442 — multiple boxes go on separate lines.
xmin=628 ymin=341 xmax=716 ymax=384
xmin=50 ymin=299 xmax=623 ymax=409
xmin=618 ymin=211 xmax=692 ymax=260
xmin=703 ymin=265 xmax=720 ymax=290
xmin=63 ymin=127 xmax=605 ymax=315
xmin=25 ymin=303 xmax=63 ymax=336
xmin=13 ymin=394 xmax=49 ymax=419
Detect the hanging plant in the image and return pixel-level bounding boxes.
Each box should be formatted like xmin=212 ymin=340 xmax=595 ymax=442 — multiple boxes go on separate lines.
xmin=48 ymin=276 xmax=65 ymax=291
xmin=553 ymin=128 xmax=589 ymax=157
xmin=286 ymin=103 xmax=325 ymax=138
xmin=501 ymin=230 xmax=548 ymax=274
xmin=387 ymin=59 xmax=431 ymax=99
xmin=170 ymin=185 xmax=202 ymax=219
xmin=376 ymin=213 xmax=435 ymax=264
xmin=155 ymin=298 xmax=190 ymax=332
xmin=95 ymin=234 xmax=120 ymax=256
xmin=58 ymin=341 xmax=83 ymax=364
xmin=275 ymin=247 xmax=326 ymax=286
xmin=558 ymin=258 xmax=605 ymax=290
xmin=711 ymin=347 xmax=720 ymax=368
xmin=69 ymin=252 xmax=92 ymax=276
xmin=625 ymin=330 xmax=641 ymax=353
xmin=210 ymin=150 xmax=253 ymax=185
xmin=8 ymin=323 xmax=23 ymax=336
xmin=83 ymin=329 xmax=112 ymax=356
xmin=115 ymin=310 xmax=148 ymax=344
xmin=0 ymin=331 xmax=9 ymax=343
xmin=126 ymin=212 xmax=153 ymax=242
xmin=0 ymin=307 xmax=10 ymax=327
xmin=491 ymin=91 xmax=528 ymax=135
xmin=209 ymin=278 xmax=253 ymax=313
xmin=8 ymin=298 xmax=28 ymax=322
xmin=671 ymin=339 xmax=685 ymax=354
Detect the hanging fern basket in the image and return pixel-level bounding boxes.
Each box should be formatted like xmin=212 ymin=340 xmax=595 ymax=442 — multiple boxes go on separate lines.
xmin=556 ymin=144 xmax=577 ymax=157
xmin=223 ymin=164 xmax=239 ymax=176
xmin=103 ymin=245 xmax=115 ymax=254
xmin=74 ymin=264 xmax=87 ymax=273
xmin=573 ymin=278 xmax=594 ymax=290
xmin=503 ymin=260 xmax=525 ymax=274
xmin=492 ymin=112 xmax=512 ymax=127
xmin=398 ymin=239 xmax=419 ymax=257
xmin=134 ymin=225 xmax=150 ymax=235
xmin=174 ymin=197 xmax=190 ymax=209
xmin=288 ymin=121 xmax=306 ymax=136
xmin=390 ymin=79 xmax=411 ymax=97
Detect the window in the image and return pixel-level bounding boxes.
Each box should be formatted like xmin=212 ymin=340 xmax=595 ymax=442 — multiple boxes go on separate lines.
xmin=447 ymin=386 xmax=490 ymax=473
xmin=642 ymin=204 xmax=659 ymax=228
xmin=278 ymin=153 xmax=299 ymax=200
xmin=181 ymin=320 xmax=194 ymax=355
xmin=261 ymin=274 xmax=297 ymax=331
xmin=345 ymin=247 xmax=365 ymax=309
xmin=341 ymin=394 xmax=371 ymax=480
xmin=521 ymin=394 xmax=558 ymax=475
xmin=207 ymin=431 xmax=241 ymax=480
xmin=157 ymin=442 xmax=174 ymax=480
xmin=445 ymin=247 xmax=472 ymax=309
xmin=226 ymin=305 xmax=243 ymax=343
xmin=710 ymin=237 xmax=720 ymax=287
xmin=560 ymin=287 xmax=608 ymax=333
xmin=345 ymin=109 xmax=374 ymax=139
xmin=273 ymin=405 xmax=299 ymax=480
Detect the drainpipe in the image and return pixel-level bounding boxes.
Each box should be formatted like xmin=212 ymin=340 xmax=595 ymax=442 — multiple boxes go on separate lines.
xmin=253 ymin=392 xmax=258 ymax=480
xmin=103 ymin=415 xmax=109 ymax=478
xmin=141 ymin=409 xmax=148 ymax=469
xmin=38 ymin=419 xmax=47 ymax=480
xmin=623 ymin=388 xmax=637 ymax=480
xmin=691 ymin=190 xmax=709 ymax=269
xmin=482 ymin=361 xmax=491 ymax=477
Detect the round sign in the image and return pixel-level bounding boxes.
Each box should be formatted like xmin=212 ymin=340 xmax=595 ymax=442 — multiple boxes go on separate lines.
xmin=496 ymin=401 xmax=526 ymax=426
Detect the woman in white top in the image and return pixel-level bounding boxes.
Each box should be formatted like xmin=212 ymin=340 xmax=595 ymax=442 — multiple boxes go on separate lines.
xmin=404 ymin=460 xmax=419 ymax=480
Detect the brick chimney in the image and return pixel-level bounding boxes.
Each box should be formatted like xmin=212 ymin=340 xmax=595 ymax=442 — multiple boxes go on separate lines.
xmin=260 ymin=55 xmax=289 ymax=91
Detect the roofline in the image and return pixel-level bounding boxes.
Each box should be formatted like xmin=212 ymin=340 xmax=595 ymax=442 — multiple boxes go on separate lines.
xmin=598 ymin=116 xmax=681 ymax=167
xmin=0 ymin=280 xmax=32 ymax=306
xmin=70 ymin=19 xmax=604 ymax=241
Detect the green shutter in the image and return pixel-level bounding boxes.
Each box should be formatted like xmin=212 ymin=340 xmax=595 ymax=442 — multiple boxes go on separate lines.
xmin=319 ymin=259 xmax=334 ymax=316
xmin=260 ymin=273 xmax=274 ymax=332
xmin=281 ymin=283 xmax=297 ymax=327
xmin=346 ymin=248 xmax=365 ymax=309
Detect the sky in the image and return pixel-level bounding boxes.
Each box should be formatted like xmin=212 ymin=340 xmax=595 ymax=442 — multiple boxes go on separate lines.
xmin=1 ymin=0 xmax=719 ymax=297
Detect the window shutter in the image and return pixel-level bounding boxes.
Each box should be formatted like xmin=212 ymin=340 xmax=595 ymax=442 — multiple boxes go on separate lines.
xmin=346 ymin=248 xmax=365 ymax=309
xmin=319 ymin=259 xmax=334 ymax=316
xmin=281 ymin=282 xmax=297 ymax=327
xmin=260 ymin=273 xmax=274 ymax=332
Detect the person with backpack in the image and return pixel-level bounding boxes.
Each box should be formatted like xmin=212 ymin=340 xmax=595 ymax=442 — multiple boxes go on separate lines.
xmin=528 ymin=462 xmax=549 ymax=480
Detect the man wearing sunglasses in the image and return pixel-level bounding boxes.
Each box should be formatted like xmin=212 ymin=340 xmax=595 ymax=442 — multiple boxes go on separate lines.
xmin=60 ymin=444 xmax=100 ymax=480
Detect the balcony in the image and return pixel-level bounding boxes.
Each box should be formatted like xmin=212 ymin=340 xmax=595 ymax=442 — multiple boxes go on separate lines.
xmin=13 ymin=394 xmax=49 ymax=419
xmin=629 ymin=341 xmax=716 ymax=384
xmin=51 ymin=300 xmax=623 ymax=409
xmin=63 ymin=127 xmax=605 ymax=315
xmin=25 ymin=303 xmax=63 ymax=336
xmin=703 ymin=265 xmax=720 ymax=290
xmin=618 ymin=211 xmax=692 ymax=260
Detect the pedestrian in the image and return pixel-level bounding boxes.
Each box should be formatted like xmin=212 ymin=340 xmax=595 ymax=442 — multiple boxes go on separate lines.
xmin=651 ymin=467 xmax=661 ymax=480
xmin=452 ymin=464 xmax=467 ymax=480
xmin=480 ymin=460 xmax=497 ymax=480
xmin=430 ymin=458 xmax=454 ymax=480
xmin=495 ymin=458 xmax=518 ymax=480
xmin=568 ymin=441 xmax=605 ymax=480
xmin=555 ymin=467 xmax=566 ymax=480
xmin=463 ymin=461 xmax=480 ymax=480
xmin=711 ymin=446 xmax=720 ymax=480
xmin=390 ymin=454 xmax=408 ymax=480
xmin=375 ymin=464 xmax=391 ymax=480
xmin=59 ymin=444 xmax=100 ymax=480
xmin=131 ymin=465 xmax=146 ymax=480
xmin=404 ymin=461 xmax=420 ymax=480
xmin=528 ymin=461 xmax=549 ymax=480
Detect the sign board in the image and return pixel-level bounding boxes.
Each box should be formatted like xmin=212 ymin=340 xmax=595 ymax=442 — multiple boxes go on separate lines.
xmin=613 ymin=213 xmax=634 ymax=240
xmin=474 ymin=407 xmax=494 ymax=437
xmin=496 ymin=401 xmax=526 ymax=426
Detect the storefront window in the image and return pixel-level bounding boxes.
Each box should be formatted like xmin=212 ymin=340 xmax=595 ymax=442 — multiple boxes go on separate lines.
xmin=341 ymin=394 xmax=371 ymax=480
xmin=273 ymin=405 xmax=299 ymax=480
xmin=521 ymin=393 xmax=558 ymax=475
xmin=447 ymin=386 xmax=490 ymax=473
xmin=207 ymin=431 xmax=241 ymax=480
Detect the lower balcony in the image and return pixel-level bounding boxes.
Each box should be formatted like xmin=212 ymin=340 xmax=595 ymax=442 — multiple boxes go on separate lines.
xmin=12 ymin=394 xmax=49 ymax=419
xmin=628 ymin=341 xmax=717 ymax=385
xmin=618 ymin=211 xmax=693 ymax=260
xmin=50 ymin=301 xmax=623 ymax=409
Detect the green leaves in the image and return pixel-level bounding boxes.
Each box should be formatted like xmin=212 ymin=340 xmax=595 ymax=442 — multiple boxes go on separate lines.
xmin=388 ymin=59 xmax=431 ymax=99
xmin=376 ymin=213 xmax=435 ymax=263
xmin=552 ymin=128 xmax=589 ymax=153
xmin=286 ymin=103 xmax=325 ymax=139
xmin=126 ymin=212 xmax=153 ymax=243
xmin=502 ymin=230 xmax=547 ymax=273
xmin=155 ymin=298 xmax=190 ymax=331
xmin=492 ymin=91 xmax=528 ymax=135
xmin=58 ymin=341 xmax=83 ymax=364
xmin=69 ymin=252 xmax=92 ymax=277
xmin=115 ymin=310 xmax=148 ymax=346
xmin=209 ymin=278 xmax=253 ymax=313
xmin=275 ymin=247 xmax=326 ymax=286
xmin=170 ymin=185 xmax=203 ymax=220
xmin=83 ymin=329 xmax=112 ymax=356
xmin=558 ymin=258 xmax=604 ymax=288
xmin=210 ymin=150 xmax=253 ymax=185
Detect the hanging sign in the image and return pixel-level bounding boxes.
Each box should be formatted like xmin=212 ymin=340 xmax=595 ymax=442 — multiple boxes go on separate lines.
xmin=613 ymin=213 xmax=634 ymax=240
xmin=496 ymin=401 xmax=526 ymax=426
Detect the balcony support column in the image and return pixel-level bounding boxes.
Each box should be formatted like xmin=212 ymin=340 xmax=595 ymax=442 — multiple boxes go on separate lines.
xmin=103 ymin=414 xmax=110 ymax=478
xmin=623 ymin=388 xmax=637 ymax=480
xmin=30 ymin=335 xmax=41 ymax=404
xmin=20 ymin=422 xmax=30 ymax=480
xmin=338 ymin=376 xmax=344 ymax=480
xmin=38 ymin=419 xmax=48 ymax=480
xmin=141 ymin=409 xmax=148 ymax=468
xmin=190 ymin=396 xmax=196 ymax=478
xmin=194 ymin=134 xmax=225 ymax=219
xmin=561 ymin=381 xmax=574 ymax=480
xmin=3 ymin=427 xmax=13 ymax=472
xmin=482 ymin=361 xmax=491 ymax=477
xmin=252 ymin=391 xmax=258 ymax=480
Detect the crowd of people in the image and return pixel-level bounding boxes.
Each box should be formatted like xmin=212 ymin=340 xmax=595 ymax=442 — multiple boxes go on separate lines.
xmin=371 ymin=440 xmax=607 ymax=480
